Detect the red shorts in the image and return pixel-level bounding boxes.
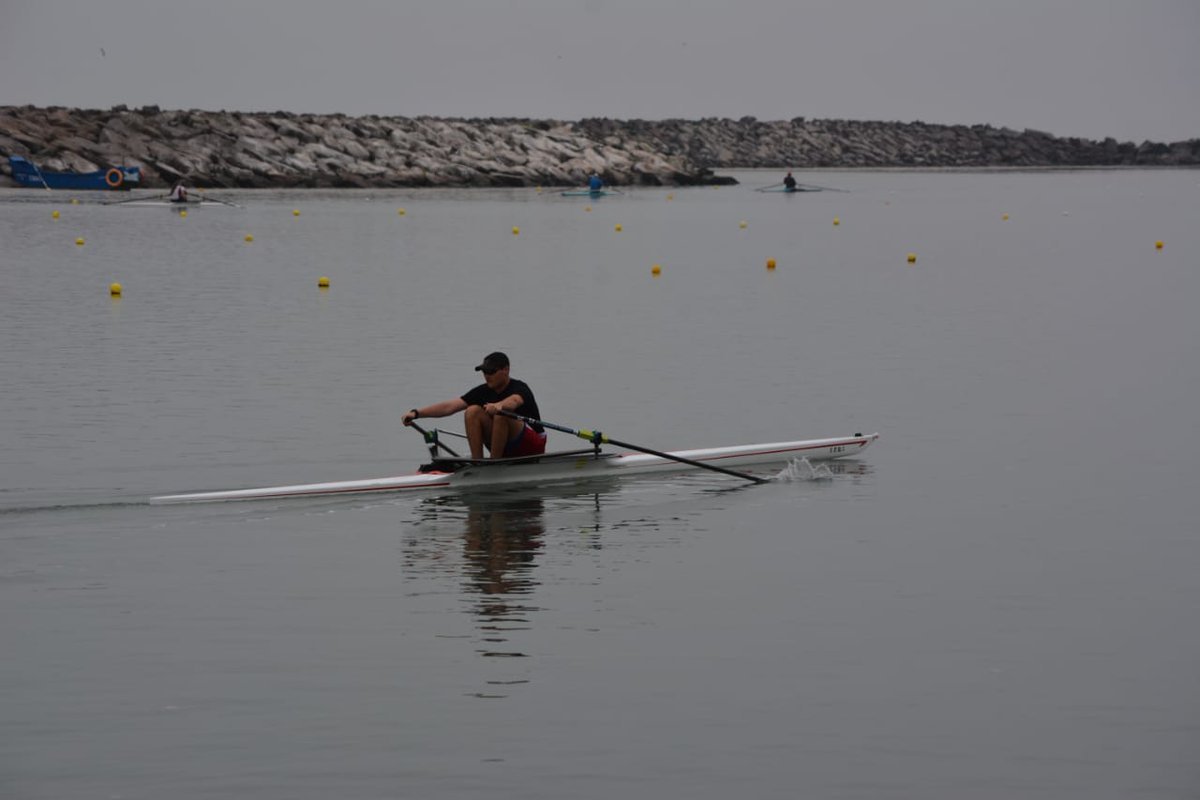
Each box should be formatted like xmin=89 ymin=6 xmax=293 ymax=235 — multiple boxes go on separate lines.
xmin=503 ymin=423 xmax=548 ymax=457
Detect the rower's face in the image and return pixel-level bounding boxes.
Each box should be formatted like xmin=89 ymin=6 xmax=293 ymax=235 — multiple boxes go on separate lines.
xmin=483 ymin=366 xmax=509 ymax=389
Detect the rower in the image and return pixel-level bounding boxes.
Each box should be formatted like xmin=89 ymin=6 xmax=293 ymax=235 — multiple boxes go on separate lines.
xmin=588 ymin=172 xmax=604 ymax=192
xmin=168 ymin=181 xmax=189 ymax=203
xmin=783 ymin=171 xmax=797 ymax=191
xmin=402 ymin=352 xmax=547 ymax=459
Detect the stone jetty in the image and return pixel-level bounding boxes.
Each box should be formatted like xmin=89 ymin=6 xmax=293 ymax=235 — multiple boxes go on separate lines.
xmin=2 ymin=105 xmax=1197 ymax=189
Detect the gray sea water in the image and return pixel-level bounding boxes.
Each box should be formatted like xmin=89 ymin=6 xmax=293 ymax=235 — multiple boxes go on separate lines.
xmin=2 ymin=169 xmax=1198 ymax=799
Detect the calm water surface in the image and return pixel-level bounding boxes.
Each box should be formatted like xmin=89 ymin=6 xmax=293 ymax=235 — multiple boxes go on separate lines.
xmin=2 ymin=170 xmax=1198 ymax=798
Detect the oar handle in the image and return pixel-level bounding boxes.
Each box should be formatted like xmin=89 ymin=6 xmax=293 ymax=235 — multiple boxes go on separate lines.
xmin=499 ymin=410 xmax=597 ymax=442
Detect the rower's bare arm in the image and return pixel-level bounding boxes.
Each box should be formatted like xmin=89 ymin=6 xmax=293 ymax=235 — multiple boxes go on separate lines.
xmin=484 ymin=394 xmax=524 ymax=416
xmin=404 ymin=398 xmax=468 ymax=425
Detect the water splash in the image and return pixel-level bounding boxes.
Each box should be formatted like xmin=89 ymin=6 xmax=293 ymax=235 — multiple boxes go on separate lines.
xmin=772 ymin=457 xmax=834 ymax=482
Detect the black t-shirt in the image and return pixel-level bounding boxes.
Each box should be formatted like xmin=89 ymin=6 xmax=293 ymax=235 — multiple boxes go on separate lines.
xmin=461 ymin=378 xmax=544 ymax=433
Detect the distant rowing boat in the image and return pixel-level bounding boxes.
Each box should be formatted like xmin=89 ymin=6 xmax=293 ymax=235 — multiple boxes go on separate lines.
xmin=102 ymin=193 xmax=243 ymax=208
xmin=561 ymin=189 xmax=614 ymax=197
xmin=111 ymin=199 xmax=236 ymax=208
xmin=9 ymin=155 xmax=141 ymax=191
xmin=151 ymin=431 xmax=879 ymax=504
xmin=760 ymin=186 xmax=823 ymax=193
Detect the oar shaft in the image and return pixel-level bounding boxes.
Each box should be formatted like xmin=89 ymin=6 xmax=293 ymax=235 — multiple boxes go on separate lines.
xmin=409 ymin=421 xmax=460 ymax=457
xmin=499 ymin=411 xmax=767 ymax=484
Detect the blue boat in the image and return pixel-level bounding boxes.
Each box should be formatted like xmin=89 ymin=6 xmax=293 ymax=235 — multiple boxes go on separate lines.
xmin=8 ymin=155 xmax=142 ymax=191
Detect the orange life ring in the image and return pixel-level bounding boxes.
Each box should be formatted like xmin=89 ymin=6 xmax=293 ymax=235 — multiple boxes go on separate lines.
xmin=105 ymin=168 xmax=123 ymax=188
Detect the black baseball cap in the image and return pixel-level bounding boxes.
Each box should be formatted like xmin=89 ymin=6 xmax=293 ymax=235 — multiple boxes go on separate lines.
xmin=474 ymin=351 xmax=510 ymax=372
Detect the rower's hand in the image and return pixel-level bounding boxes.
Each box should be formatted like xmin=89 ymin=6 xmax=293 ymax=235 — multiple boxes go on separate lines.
xmin=402 ymin=409 xmax=417 ymax=426
xmin=484 ymin=403 xmax=499 ymax=417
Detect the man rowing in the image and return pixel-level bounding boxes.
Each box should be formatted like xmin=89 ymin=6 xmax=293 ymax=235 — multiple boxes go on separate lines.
xmin=588 ymin=171 xmax=604 ymax=192
xmin=168 ymin=182 xmax=189 ymax=203
xmin=402 ymin=352 xmax=548 ymax=459
xmin=783 ymin=171 xmax=797 ymax=191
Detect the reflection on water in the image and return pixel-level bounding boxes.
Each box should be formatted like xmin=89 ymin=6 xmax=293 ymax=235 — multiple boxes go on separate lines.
xmin=402 ymin=485 xmax=610 ymax=697
xmin=462 ymin=493 xmax=544 ymax=652
xmin=395 ymin=468 xmax=864 ymax=698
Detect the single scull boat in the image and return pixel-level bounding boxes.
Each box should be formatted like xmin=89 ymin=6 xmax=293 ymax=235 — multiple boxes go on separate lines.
xmin=151 ymin=431 xmax=878 ymax=504
xmin=112 ymin=200 xmax=235 ymax=207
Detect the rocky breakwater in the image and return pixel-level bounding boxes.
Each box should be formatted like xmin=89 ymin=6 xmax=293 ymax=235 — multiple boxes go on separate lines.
xmin=0 ymin=106 xmax=717 ymax=189
xmin=580 ymin=117 xmax=1200 ymax=168
xmin=2 ymin=106 xmax=1197 ymax=190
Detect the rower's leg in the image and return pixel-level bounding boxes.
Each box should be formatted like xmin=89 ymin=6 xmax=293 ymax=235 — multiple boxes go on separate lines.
xmin=489 ymin=417 xmax=523 ymax=459
xmin=465 ymin=405 xmax=492 ymax=459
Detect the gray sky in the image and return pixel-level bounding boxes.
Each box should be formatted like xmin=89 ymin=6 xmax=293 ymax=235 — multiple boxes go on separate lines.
xmin=2 ymin=0 xmax=1197 ymax=143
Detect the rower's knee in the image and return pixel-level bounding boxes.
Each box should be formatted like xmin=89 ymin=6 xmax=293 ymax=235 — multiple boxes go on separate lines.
xmin=465 ymin=405 xmax=485 ymax=424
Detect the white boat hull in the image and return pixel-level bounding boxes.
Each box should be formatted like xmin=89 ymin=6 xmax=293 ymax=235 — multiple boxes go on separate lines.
xmin=150 ymin=433 xmax=878 ymax=504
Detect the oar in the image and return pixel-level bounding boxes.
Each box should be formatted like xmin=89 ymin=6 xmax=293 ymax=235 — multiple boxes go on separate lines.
xmin=499 ymin=410 xmax=767 ymax=484
xmin=754 ymin=181 xmax=784 ymax=192
xmin=409 ymin=421 xmax=461 ymax=458
xmin=104 ymin=193 xmax=168 ymax=205
xmin=197 ymin=193 xmax=242 ymax=208
xmin=798 ymin=183 xmax=849 ymax=193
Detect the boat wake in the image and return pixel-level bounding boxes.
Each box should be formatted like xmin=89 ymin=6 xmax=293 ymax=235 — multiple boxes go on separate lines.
xmin=772 ymin=457 xmax=834 ymax=482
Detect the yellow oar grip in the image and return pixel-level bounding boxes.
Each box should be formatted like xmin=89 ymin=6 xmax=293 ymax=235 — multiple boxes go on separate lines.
xmin=577 ymin=429 xmax=609 ymax=444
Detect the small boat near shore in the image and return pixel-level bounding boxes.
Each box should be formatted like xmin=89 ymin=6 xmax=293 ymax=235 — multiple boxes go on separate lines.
xmin=760 ymin=186 xmax=823 ymax=193
xmin=561 ymin=189 xmax=614 ymax=197
xmin=108 ymin=199 xmax=235 ymax=208
xmin=102 ymin=193 xmax=243 ymax=208
xmin=151 ymin=431 xmax=879 ymax=504
xmin=9 ymin=155 xmax=141 ymax=191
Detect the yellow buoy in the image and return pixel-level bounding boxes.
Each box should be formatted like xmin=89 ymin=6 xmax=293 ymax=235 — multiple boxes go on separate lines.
xmin=535 ymin=186 xmax=542 ymax=194
xmin=398 ymin=208 xmax=406 ymax=216
xmin=739 ymin=220 xmax=748 ymax=229
xmin=71 ymin=198 xmax=79 ymax=205
xmin=907 ymin=253 xmax=917 ymax=264
xmin=833 ymin=217 xmax=840 ymax=226
xmin=584 ymin=205 xmax=592 ymax=212
xmin=512 ymin=226 xmax=520 ymax=235
xmin=651 ymin=264 xmax=662 ymax=276
xmin=1155 ymin=240 xmax=1164 ymax=250
xmin=244 ymin=234 xmax=254 ymax=242
xmin=614 ymin=223 xmax=622 ymax=232
xmin=293 ymin=209 xmax=301 ymax=216
xmin=766 ymin=258 xmax=776 ymax=270
xmin=52 ymin=210 xmax=60 ymax=219
xmin=666 ymin=193 xmax=674 ymax=201
xmin=1002 ymin=213 xmax=1009 ymax=220
xmin=109 ymin=282 xmax=122 ymax=297
xmin=179 ymin=209 xmax=187 ymax=218
xmin=318 ymin=276 xmax=330 ymax=288
xmin=75 ymin=237 xmax=85 ymax=246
